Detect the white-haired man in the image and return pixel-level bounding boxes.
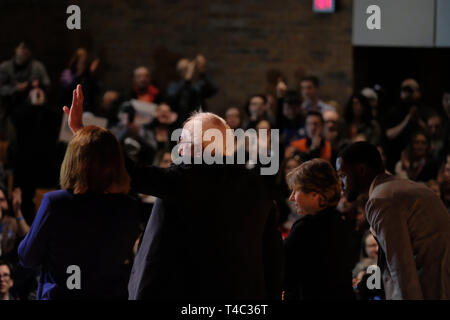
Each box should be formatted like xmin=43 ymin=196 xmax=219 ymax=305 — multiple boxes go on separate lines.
xmin=64 ymin=85 xmax=283 ymax=300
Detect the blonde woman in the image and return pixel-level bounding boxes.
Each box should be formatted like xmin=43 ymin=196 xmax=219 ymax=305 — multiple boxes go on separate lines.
xmin=283 ymin=158 xmax=354 ymax=300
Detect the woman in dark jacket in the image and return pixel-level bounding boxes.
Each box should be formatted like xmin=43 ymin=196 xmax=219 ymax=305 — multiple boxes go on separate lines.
xmin=283 ymin=159 xmax=354 ymax=300
xmin=18 ymin=125 xmax=140 ymax=300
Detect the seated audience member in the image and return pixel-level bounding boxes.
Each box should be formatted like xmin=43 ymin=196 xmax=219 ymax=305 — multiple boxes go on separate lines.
xmin=323 ymin=109 xmax=346 ymax=164
xmin=283 ymin=159 xmax=354 ymax=300
xmin=0 ymin=184 xmax=36 ymax=301
xmin=110 ymin=105 xmax=156 ymax=167
xmin=59 ymin=48 xmax=100 ymax=113
xmin=0 ymin=41 xmax=51 ymax=111
xmin=286 ymin=111 xmax=332 ymax=161
xmin=427 ymin=113 xmax=445 ymax=161
xmin=167 ymin=54 xmax=218 ymax=122
xmin=140 ymin=102 xmax=179 ymax=166
xmin=352 ymin=258 xmax=375 ymax=290
xmin=111 ymin=66 xmax=162 ymax=130
xmin=18 ymin=118 xmax=140 ymax=299
xmin=0 ymin=259 xmax=15 ymax=300
xmin=352 ymin=258 xmax=384 ymax=300
xmin=276 ymin=89 xmax=305 ymax=148
xmin=360 ymin=230 xmax=378 ymax=262
xmin=441 ymin=90 xmax=450 ymax=161
xmin=129 ymin=66 xmax=161 ymax=104
xmin=438 ymin=155 xmax=450 ymax=184
xmin=395 ymin=131 xmax=439 ymax=182
xmin=361 ymin=87 xmax=379 ymax=119
xmin=158 ymin=151 xmax=173 ymax=169
xmin=353 ymin=218 xmax=386 ymax=300
xmin=275 ymin=156 xmax=303 ymax=238
xmin=224 ymin=107 xmax=242 ymax=130
xmin=347 ymin=194 xmax=371 ymax=265
xmin=0 ymin=41 xmax=52 ymax=222
xmin=243 ymin=94 xmax=275 ymax=129
xmin=438 ymin=155 xmax=450 ymax=212
xmin=0 ymin=187 xmax=30 ymax=262
xmin=344 ymin=93 xmax=381 ymax=145
xmin=300 ymin=75 xmax=335 ymax=114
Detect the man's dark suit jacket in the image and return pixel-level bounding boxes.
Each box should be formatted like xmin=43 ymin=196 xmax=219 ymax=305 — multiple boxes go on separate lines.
xmin=128 ymin=160 xmax=283 ymax=300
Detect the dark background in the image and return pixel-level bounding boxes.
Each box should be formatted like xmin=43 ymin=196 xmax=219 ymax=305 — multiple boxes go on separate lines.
xmin=1 ymin=0 xmax=448 ymax=114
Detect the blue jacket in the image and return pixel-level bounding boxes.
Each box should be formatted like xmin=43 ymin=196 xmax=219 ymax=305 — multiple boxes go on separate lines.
xmin=18 ymin=189 xmax=140 ymax=300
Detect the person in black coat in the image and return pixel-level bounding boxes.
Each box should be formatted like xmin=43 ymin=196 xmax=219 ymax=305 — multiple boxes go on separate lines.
xmin=18 ymin=125 xmax=140 ymax=299
xmin=64 ymin=85 xmax=283 ymax=300
xmin=283 ymin=159 xmax=354 ymax=300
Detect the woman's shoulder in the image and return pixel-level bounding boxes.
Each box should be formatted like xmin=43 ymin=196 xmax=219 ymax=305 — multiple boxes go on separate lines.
xmin=44 ymin=189 xmax=75 ymax=202
xmin=289 ymin=214 xmax=315 ymax=233
xmin=44 ymin=190 xmax=138 ymax=206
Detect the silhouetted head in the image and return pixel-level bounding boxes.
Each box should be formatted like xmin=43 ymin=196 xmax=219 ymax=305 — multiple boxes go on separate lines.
xmin=336 ymin=142 xmax=384 ymax=202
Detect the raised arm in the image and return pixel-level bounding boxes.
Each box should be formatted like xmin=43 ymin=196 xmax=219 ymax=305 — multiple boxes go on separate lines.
xmin=62 ymin=84 xmax=84 ymax=134
xmin=18 ymin=194 xmax=53 ymax=267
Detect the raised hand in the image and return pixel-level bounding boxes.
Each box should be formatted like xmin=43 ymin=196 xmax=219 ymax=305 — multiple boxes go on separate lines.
xmin=12 ymin=187 xmax=22 ymax=216
xmin=63 ymin=84 xmax=84 ymax=134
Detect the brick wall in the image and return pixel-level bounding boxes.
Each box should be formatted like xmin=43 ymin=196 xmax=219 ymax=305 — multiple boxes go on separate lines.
xmin=0 ymin=0 xmax=353 ymax=115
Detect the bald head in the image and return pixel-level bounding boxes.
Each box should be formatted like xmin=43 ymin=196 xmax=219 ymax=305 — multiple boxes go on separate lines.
xmin=180 ymin=112 xmax=233 ymax=157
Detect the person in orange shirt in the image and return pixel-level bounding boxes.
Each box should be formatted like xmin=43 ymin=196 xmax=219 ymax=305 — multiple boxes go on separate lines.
xmin=286 ymin=111 xmax=332 ymax=161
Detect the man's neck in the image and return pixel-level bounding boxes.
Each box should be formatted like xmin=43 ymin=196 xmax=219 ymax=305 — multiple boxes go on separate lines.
xmin=368 ymin=172 xmax=384 ymax=197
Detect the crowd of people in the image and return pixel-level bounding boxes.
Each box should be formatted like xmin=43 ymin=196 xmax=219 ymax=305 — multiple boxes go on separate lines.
xmin=0 ymin=40 xmax=449 ymax=300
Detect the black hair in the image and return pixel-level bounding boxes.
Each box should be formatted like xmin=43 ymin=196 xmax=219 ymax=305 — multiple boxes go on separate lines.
xmin=305 ymin=110 xmax=324 ymax=123
xmin=301 ymin=75 xmax=320 ymax=88
xmin=245 ymin=94 xmax=267 ymax=116
xmin=338 ymin=142 xmax=384 ymax=174
xmin=344 ymin=93 xmax=373 ymax=124
xmin=0 ymin=184 xmax=7 ymax=198
xmin=17 ymin=40 xmax=34 ymax=51
xmin=284 ymin=90 xmax=302 ymax=106
xmin=0 ymin=259 xmax=13 ymax=279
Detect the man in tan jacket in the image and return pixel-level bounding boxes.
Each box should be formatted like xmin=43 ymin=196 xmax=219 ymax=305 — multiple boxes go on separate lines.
xmin=336 ymin=142 xmax=450 ymax=299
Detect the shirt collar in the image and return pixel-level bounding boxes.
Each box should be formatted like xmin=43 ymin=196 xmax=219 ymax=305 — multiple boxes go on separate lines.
xmin=369 ymin=171 xmax=390 ymax=197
